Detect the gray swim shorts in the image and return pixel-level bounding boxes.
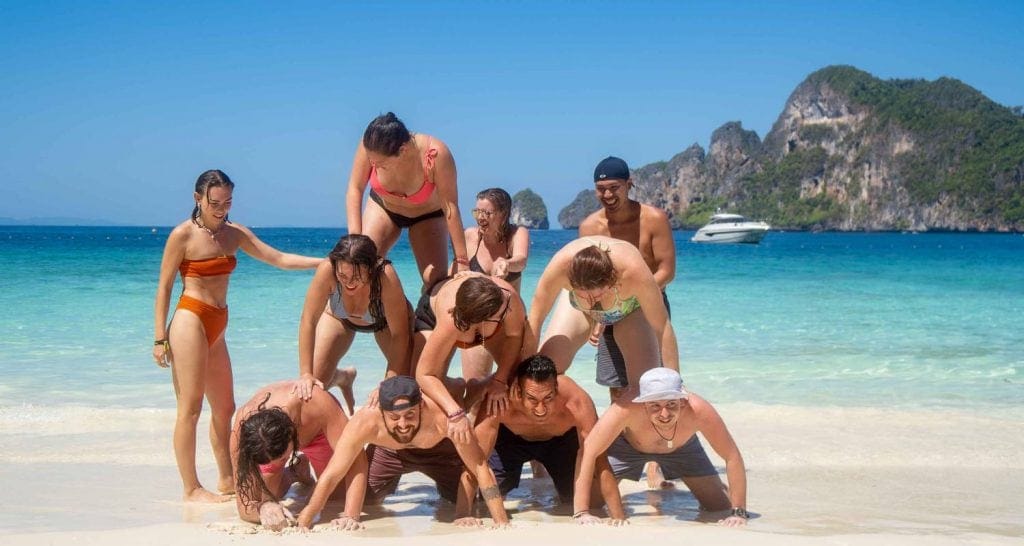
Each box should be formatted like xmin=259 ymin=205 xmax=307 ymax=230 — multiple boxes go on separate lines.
xmin=596 ymin=291 xmax=671 ymax=388
xmin=606 ymin=433 xmax=718 ymax=481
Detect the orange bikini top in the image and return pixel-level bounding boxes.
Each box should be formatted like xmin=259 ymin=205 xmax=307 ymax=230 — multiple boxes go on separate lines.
xmin=179 ymin=255 xmax=237 ymax=278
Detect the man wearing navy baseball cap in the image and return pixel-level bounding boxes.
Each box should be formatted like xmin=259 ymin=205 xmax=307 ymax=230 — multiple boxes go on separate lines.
xmin=581 ymin=155 xmax=678 ymax=488
xmin=297 ymin=376 xmax=509 ymax=529
xmin=570 ymin=368 xmax=750 ymax=527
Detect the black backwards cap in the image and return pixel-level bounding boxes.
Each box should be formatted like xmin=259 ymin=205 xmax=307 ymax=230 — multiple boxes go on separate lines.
xmin=594 ymin=156 xmax=630 ymax=182
xmin=378 ymin=376 xmax=422 ymax=411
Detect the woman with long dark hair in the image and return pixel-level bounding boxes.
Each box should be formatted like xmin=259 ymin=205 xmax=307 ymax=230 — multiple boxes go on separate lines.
xmin=293 ymin=234 xmax=413 ymax=412
xmin=231 ymin=382 xmax=366 ymax=530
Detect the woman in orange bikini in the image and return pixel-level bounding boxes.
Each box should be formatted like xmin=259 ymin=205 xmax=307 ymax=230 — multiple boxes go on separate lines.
xmin=412 ymin=272 xmax=533 ymax=446
xmin=460 ymin=188 xmax=530 ymax=383
xmin=345 ymin=112 xmax=470 ymax=292
xmin=152 ymin=169 xmax=322 ymax=503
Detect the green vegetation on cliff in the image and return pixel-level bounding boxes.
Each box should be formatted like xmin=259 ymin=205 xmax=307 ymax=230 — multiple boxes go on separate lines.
xmin=808 ymin=65 xmax=1024 ymax=222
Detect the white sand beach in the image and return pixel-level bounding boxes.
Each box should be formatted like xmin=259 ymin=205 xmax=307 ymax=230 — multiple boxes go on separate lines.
xmin=2 ymin=402 xmax=1021 ymax=546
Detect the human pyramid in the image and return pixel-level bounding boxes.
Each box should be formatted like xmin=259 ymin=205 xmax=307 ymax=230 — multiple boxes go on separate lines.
xmin=152 ymin=113 xmax=749 ymax=532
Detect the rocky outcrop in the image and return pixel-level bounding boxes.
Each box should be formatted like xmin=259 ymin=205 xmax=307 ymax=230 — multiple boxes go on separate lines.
xmin=557 ymin=190 xmax=600 ymax=229
xmin=559 ymin=65 xmax=1024 ymax=232
xmin=510 ymin=189 xmax=549 ymax=229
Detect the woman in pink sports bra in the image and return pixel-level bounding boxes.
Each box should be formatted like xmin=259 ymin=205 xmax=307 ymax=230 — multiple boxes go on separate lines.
xmin=345 ymin=112 xmax=470 ymax=291
xmin=231 ymin=381 xmax=366 ymax=531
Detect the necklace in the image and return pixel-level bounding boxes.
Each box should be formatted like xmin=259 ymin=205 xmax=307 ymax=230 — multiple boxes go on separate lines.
xmin=650 ymin=420 xmax=678 ymax=448
xmin=196 ymin=217 xmax=222 ymax=239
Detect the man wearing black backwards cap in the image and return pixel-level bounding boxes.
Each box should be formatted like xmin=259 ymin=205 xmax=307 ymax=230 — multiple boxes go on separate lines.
xmin=297 ymin=376 xmax=509 ymax=529
xmin=572 ymin=368 xmax=749 ymax=527
xmin=580 ymin=155 xmax=677 ymax=488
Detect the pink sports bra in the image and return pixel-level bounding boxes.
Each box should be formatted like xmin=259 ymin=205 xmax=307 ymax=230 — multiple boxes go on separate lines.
xmin=368 ymin=139 xmax=438 ymax=205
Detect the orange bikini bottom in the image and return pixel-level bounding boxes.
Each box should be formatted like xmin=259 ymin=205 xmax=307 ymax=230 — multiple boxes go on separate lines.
xmin=176 ymin=295 xmax=228 ymax=346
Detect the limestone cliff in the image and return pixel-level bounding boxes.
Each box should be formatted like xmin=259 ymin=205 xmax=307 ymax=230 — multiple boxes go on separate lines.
xmin=558 ymin=190 xmax=600 ymax=229
xmin=559 ymin=65 xmax=1024 ymax=231
xmin=510 ymin=189 xmax=549 ymax=229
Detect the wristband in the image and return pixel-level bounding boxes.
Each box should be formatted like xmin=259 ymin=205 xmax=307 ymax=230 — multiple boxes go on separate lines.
xmin=447 ymin=409 xmax=466 ymax=421
xmin=454 ymin=257 xmax=470 ymax=266
xmin=154 ymin=339 xmax=169 ymax=351
xmin=730 ymin=507 xmax=749 ymax=519
xmin=572 ymin=510 xmax=588 ymax=519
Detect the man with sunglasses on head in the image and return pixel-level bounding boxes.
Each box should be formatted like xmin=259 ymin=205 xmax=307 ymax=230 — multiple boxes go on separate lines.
xmin=572 ymin=368 xmax=749 ymax=527
xmin=296 ymin=376 xmax=509 ymax=529
xmin=455 ymin=354 xmax=625 ymax=522
xmin=579 ymin=155 xmax=677 ymax=488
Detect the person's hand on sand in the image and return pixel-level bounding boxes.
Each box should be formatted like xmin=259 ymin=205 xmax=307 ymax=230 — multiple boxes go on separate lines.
xmin=489 ymin=520 xmax=513 ymax=530
xmin=718 ymin=514 xmax=748 ymax=527
xmin=607 ymin=518 xmax=629 ymax=527
xmin=330 ymin=515 xmax=364 ymax=531
xmin=258 ymin=501 xmax=295 ymax=532
xmin=484 ymin=379 xmax=509 ymax=415
xmin=454 ymin=516 xmax=484 ymax=528
xmin=291 ymin=374 xmax=324 ymax=402
xmin=446 ymin=412 xmax=472 ymax=444
xmin=587 ymin=323 xmax=605 ymax=347
xmin=296 ymin=508 xmax=317 ymax=530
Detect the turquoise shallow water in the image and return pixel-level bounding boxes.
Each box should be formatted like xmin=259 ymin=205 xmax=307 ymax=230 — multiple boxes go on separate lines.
xmin=0 ymin=226 xmax=1021 ymax=411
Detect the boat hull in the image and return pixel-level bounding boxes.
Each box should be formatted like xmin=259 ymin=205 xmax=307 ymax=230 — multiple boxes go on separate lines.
xmin=691 ymin=227 xmax=768 ymax=244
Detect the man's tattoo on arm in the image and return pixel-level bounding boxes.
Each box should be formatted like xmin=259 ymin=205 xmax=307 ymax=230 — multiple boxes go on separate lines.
xmin=481 ymin=485 xmax=501 ymax=501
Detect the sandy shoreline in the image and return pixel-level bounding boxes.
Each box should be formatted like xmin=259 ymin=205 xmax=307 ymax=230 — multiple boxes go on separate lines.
xmin=2 ymin=402 xmax=1022 ymax=544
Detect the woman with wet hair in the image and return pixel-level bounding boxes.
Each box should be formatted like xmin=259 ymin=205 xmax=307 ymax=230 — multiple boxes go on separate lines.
xmin=527 ymin=236 xmax=678 ymax=401
xmin=345 ymin=112 xmax=469 ymax=292
xmin=152 ymin=169 xmax=322 ymax=503
xmin=293 ymin=234 xmax=413 ymax=412
xmin=460 ymin=188 xmax=530 ymax=382
xmin=412 ymin=272 xmax=532 ymax=445
xmin=231 ymin=382 xmax=367 ymax=531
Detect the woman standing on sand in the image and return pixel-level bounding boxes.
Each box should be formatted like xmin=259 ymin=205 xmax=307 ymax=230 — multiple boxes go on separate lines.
xmin=152 ymin=169 xmax=322 ymax=503
xmin=345 ymin=112 xmax=470 ymax=291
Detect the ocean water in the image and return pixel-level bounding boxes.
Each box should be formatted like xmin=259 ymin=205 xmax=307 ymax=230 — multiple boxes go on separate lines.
xmin=0 ymin=226 xmax=1021 ymax=413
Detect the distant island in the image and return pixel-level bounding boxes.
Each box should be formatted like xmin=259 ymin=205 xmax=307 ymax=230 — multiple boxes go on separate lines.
xmin=560 ymin=65 xmax=1024 ymax=232
xmin=0 ymin=216 xmax=126 ymax=226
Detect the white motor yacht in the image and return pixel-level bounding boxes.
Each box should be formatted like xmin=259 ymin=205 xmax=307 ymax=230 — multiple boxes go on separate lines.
xmin=691 ymin=213 xmax=770 ymax=244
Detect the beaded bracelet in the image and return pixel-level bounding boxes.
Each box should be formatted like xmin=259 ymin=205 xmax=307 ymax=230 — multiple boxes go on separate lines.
xmin=572 ymin=510 xmax=588 ymax=519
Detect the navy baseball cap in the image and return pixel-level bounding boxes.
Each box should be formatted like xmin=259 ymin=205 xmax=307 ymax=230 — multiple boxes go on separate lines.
xmin=594 ymin=156 xmax=630 ymax=182
xmin=378 ymin=376 xmax=422 ymax=411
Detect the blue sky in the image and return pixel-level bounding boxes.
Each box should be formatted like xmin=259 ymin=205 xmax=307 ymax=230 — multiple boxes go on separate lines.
xmin=2 ymin=1 xmax=1022 ymax=227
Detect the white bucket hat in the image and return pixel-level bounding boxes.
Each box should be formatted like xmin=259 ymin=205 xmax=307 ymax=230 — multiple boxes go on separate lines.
xmin=632 ymin=367 xmax=689 ymax=403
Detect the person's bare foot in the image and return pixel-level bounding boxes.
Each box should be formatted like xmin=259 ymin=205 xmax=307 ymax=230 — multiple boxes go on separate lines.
xmin=328 ymin=366 xmax=357 ymax=415
xmin=644 ymin=462 xmax=673 ymax=490
xmin=184 ymin=486 xmax=231 ymax=503
xmin=217 ymin=478 xmax=236 ymax=496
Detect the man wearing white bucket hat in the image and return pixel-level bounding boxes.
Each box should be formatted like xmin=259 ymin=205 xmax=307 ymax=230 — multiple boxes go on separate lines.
xmin=570 ymin=367 xmax=749 ymax=527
